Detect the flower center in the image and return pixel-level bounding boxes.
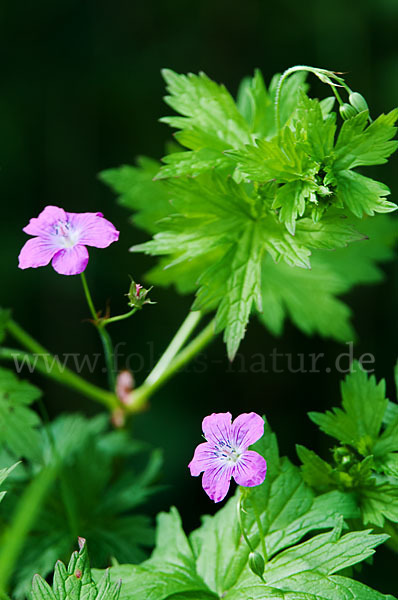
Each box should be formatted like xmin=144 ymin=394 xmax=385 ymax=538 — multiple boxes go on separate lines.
xmin=215 ymin=440 xmax=242 ymax=464
xmin=53 ymin=220 xmax=79 ymax=248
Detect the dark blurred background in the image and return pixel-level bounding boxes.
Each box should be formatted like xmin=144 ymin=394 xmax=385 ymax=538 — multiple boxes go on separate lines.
xmin=0 ymin=0 xmax=397 ymax=592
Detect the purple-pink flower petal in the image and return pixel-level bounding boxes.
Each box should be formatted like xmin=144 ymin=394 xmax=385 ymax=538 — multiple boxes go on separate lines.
xmin=23 ymin=206 xmax=67 ymax=237
xmin=188 ymin=442 xmax=218 ymax=476
xmin=231 ymin=412 xmax=265 ymax=449
xmin=19 ymin=205 xmax=119 ymax=276
xmin=52 ymin=245 xmax=89 ymax=275
xmin=202 ymin=464 xmax=234 ymax=503
xmin=202 ymin=412 xmax=233 ymax=446
xmin=189 ymin=411 xmax=267 ymax=503
xmin=232 ymin=450 xmax=267 ymax=487
xmin=67 ymin=212 xmax=119 ymax=248
xmin=18 ymin=237 xmax=59 ymax=269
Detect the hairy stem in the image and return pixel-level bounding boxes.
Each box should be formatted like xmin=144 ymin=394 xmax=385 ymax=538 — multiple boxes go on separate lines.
xmin=102 ymin=307 xmax=138 ymax=326
xmin=80 ymin=273 xmax=116 ymax=391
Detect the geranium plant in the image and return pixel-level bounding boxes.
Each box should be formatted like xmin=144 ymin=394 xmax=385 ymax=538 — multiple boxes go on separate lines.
xmin=0 ymin=64 xmax=397 ymax=599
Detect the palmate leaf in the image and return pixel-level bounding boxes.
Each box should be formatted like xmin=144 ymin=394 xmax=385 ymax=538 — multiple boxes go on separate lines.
xmin=96 ymin=420 xmax=394 ymax=600
xmin=259 ymin=212 xmax=396 ymax=342
xmin=332 ymin=108 xmax=398 ymax=170
xmin=32 ymin=538 xmax=121 ymax=600
xmin=0 ymin=367 xmax=42 ymax=462
xmin=309 ymin=363 xmax=389 ymax=454
xmin=299 ymin=365 xmax=398 ymax=530
xmin=156 ymin=68 xmax=308 ymax=179
xmin=102 ymin=67 xmax=397 ymax=359
xmin=132 ymin=173 xmax=364 ymax=359
xmin=4 ymin=414 xmax=161 ymax=599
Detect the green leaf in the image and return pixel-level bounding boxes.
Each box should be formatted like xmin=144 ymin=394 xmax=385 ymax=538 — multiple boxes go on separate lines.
xmin=236 ymin=69 xmax=274 ymax=138
xmin=96 ymin=419 xmax=393 ymax=600
xmin=296 ymin=445 xmax=335 ymax=490
xmin=160 ymin=69 xmax=252 ymax=151
xmin=99 ymin=157 xmax=173 ymax=234
xmin=212 ymin=223 xmax=263 ymax=360
xmin=272 ymin=180 xmax=307 ymax=235
xmin=259 ymin=213 xmax=394 ymax=342
xmin=259 ymin=254 xmax=354 ymax=341
xmin=0 ymin=367 xmax=42 ymax=462
xmin=0 ymin=462 xmax=19 ymax=504
xmin=156 ymin=148 xmax=229 ymax=179
xmin=333 ymin=170 xmax=396 ymax=218
xmin=31 ymin=538 xmax=121 ymax=600
xmin=227 ymin=127 xmax=318 ymax=183
xmin=293 ymin=93 xmax=337 ymax=163
xmin=360 ymin=483 xmax=398 ymax=526
xmin=332 ymin=108 xmax=398 ymax=170
xmin=5 ymin=414 xmax=161 ymax=599
xmin=309 ymin=364 xmax=388 ymax=455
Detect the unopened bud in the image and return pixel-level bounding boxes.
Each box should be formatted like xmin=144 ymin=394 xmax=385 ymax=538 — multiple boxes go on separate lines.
xmin=339 ymin=103 xmax=358 ymax=120
xmin=248 ymin=551 xmax=265 ymax=579
xmin=126 ymin=279 xmax=155 ymax=309
xmin=349 ymin=92 xmax=368 ymax=113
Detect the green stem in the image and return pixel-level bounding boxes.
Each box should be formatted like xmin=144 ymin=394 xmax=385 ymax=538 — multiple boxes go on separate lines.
xmin=80 ymin=272 xmax=97 ymax=320
xmin=99 ymin=326 xmax=116 ymax=391
xmin=237 ymin=491 xmax=254 ymax=552
xmin=248 ymin=496 xmax=267 ymax=562
xmin=80 ymin=273 xmax=116 ymax=391
xmin=331 ymin=84 xmax=344 ymax=107
xmin=0 ymin=465 xmax=57 ymax=596
xmin=146 ymin=311 xmax=202 ymax=387
xmin=275 ymin=65 xmax=350 ymax=133
xmin=0 ymin=343 xmax=118 ymax=411
xmin=126 ymin=317 xmax=215 ymax=413
xmin=101 ymin=307 xmax=138 ymax=326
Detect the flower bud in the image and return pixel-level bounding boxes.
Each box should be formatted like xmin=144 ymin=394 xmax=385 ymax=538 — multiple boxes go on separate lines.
xmin=349 ymin=92 xmax=368 ymax=113
xmin=339 ymin=103 xmax=358 ymax=120
xmin=126 ymin=279 xmax=155 ymax=309
xmin=248 ymin=551 xmax=265 ymax=579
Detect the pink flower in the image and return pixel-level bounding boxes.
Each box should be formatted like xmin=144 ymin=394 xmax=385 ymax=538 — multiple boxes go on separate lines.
xmin=188 ymin=412 xmax=267 ymax=503
xmin=18 ymin=206 xmax=119 ymax=276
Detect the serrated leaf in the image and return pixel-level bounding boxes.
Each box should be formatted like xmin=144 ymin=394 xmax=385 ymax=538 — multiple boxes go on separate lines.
xmin=236 ymin=69 xmax=274 ymax=138
xmin=96 ymin=419 xmax=393 ymax=600
xmin=309 ymin=363 xmax=388 ymax=454
xmin=32 ymin=539 xmax=121 ymax=600
xmin=333 ymin=108 xmax=398 ymax=170
xmin=293 ymin=93 xmax=337 ymax=163
xmin=227 ymin=127 xmax=318 ymax=183
xmin=213 ymin=223 xmax=263 ymax=360
xmin=156 ymin=148 xmax=229 ymax=179
xmin=360 ymin=483 xmax=398 ymax=526
xmin=160 ymin=69 xmax=252 ymax=151
xmin=333 ymin=170 xmax=396 ymax=217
